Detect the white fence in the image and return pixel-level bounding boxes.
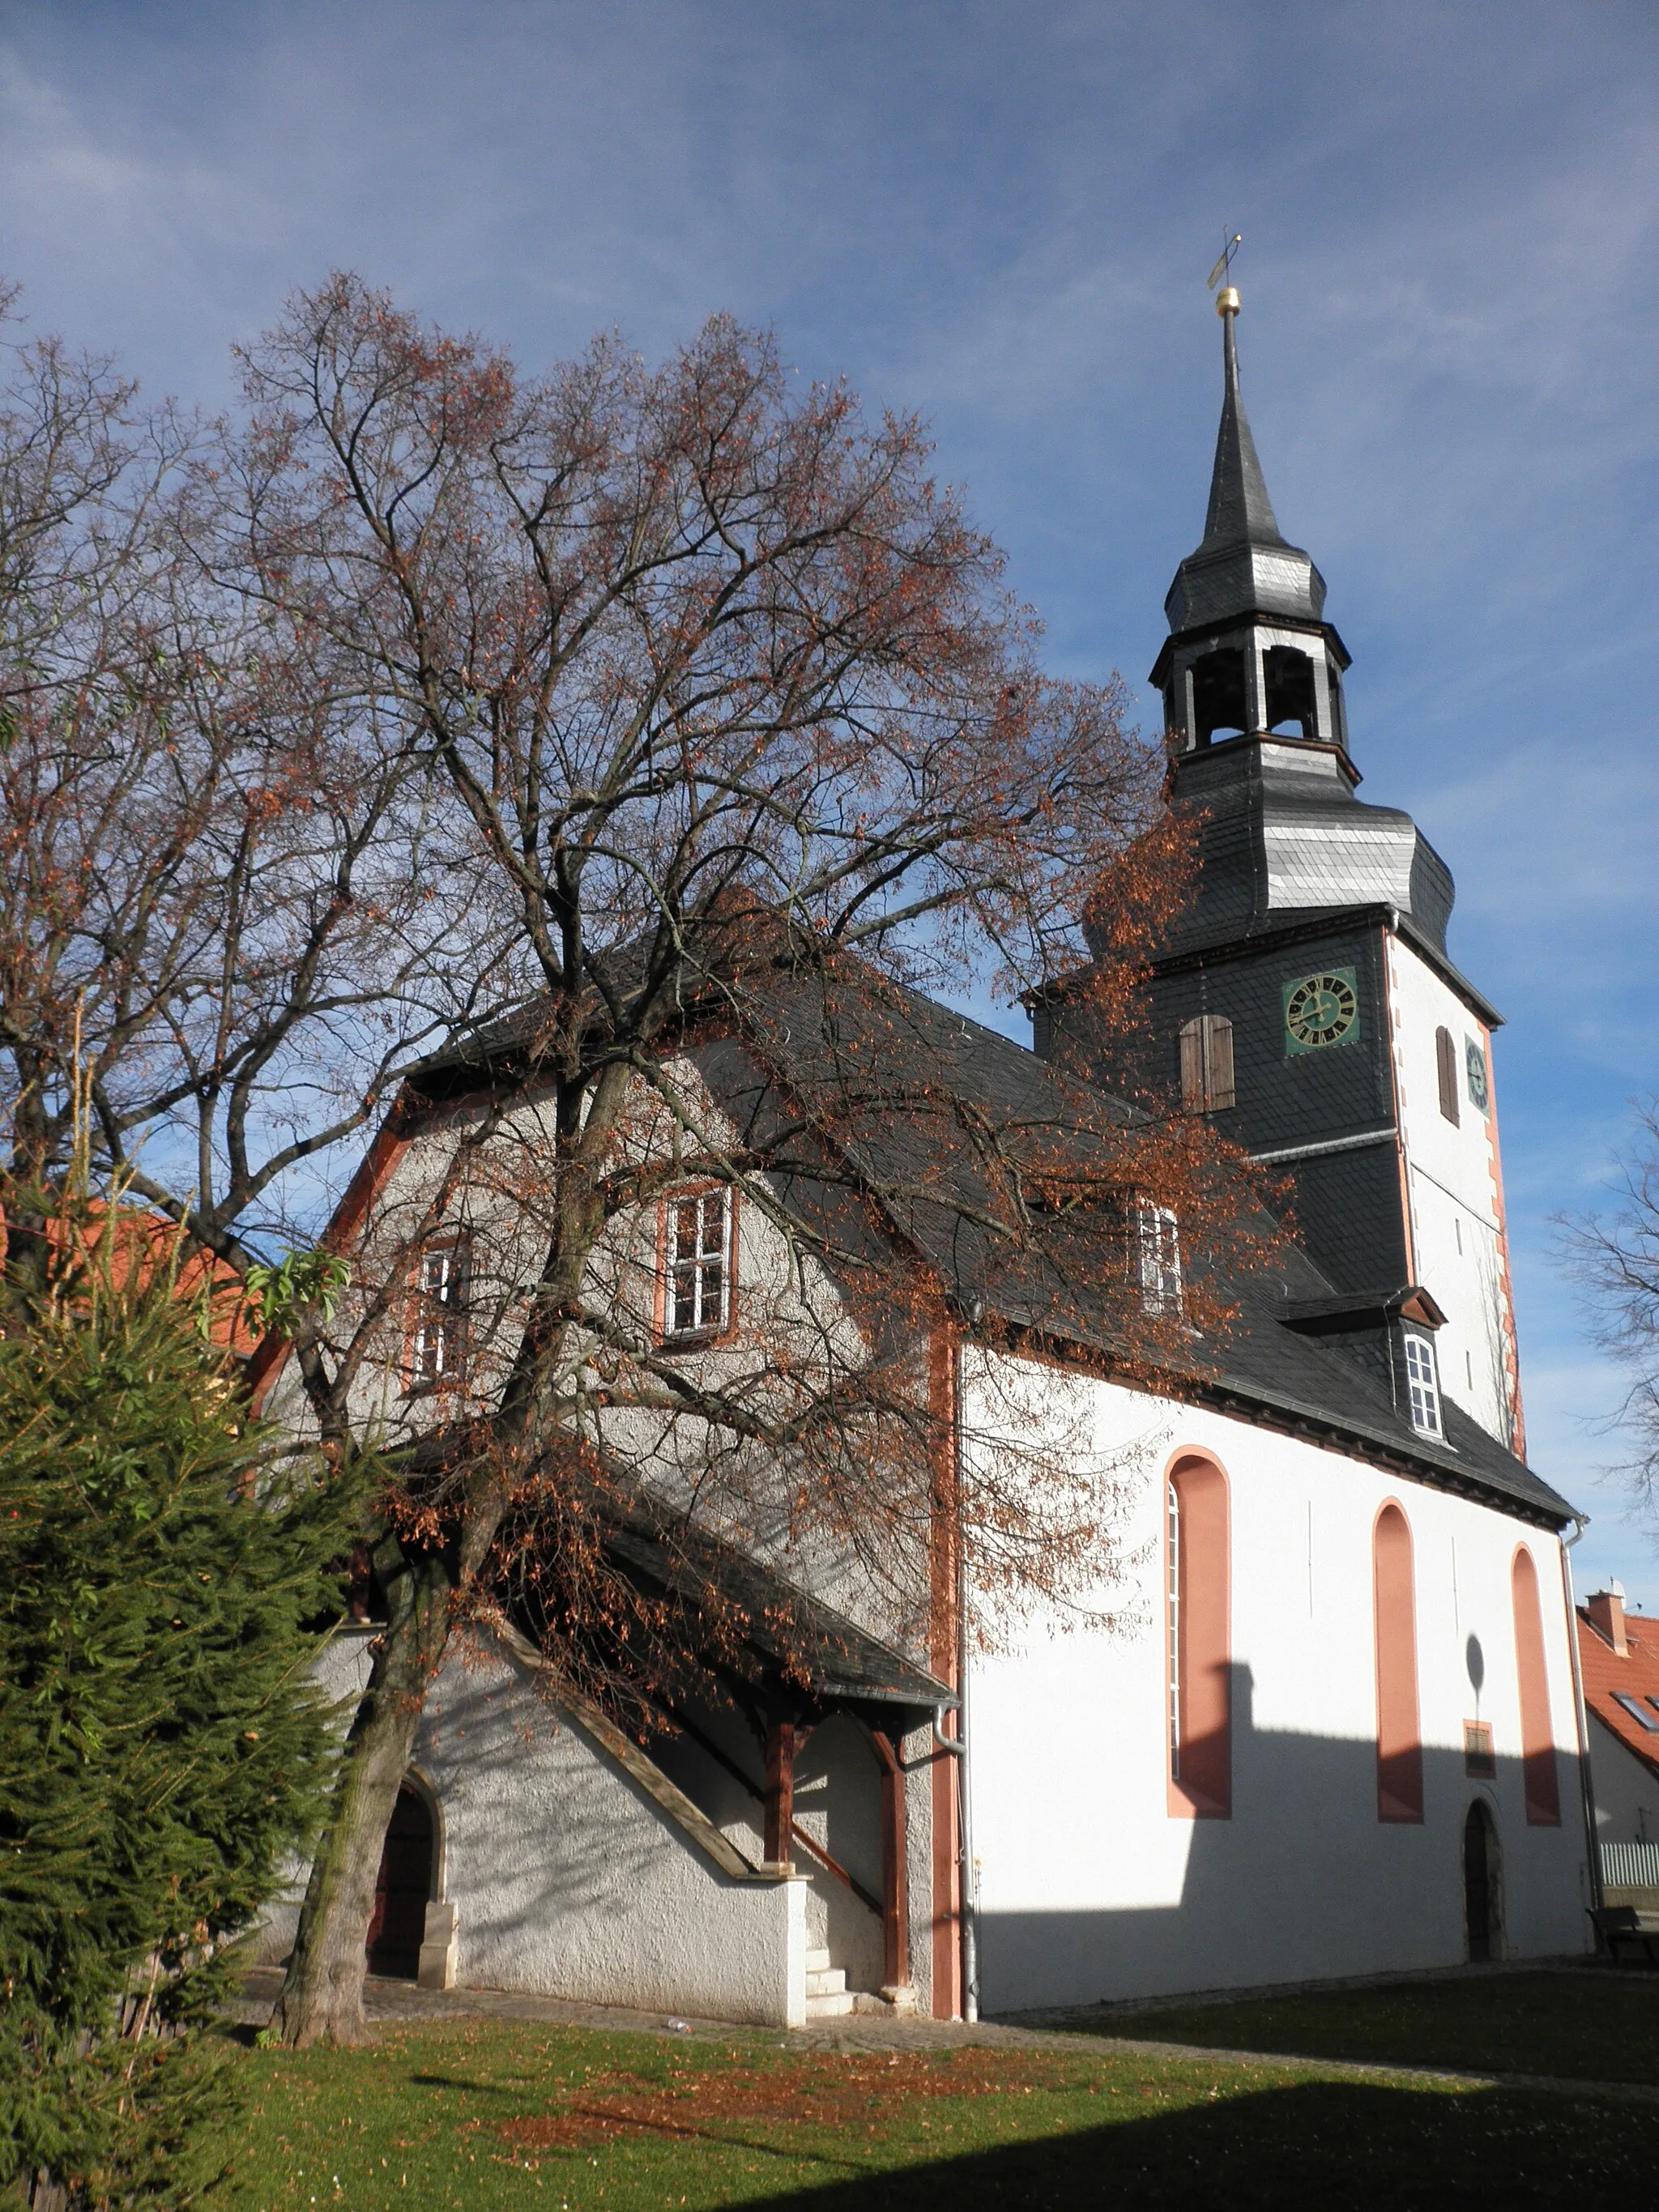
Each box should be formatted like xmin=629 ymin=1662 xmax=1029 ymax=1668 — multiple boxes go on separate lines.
xmin=1601 ymin=1839 xmax=1659 ymax=1890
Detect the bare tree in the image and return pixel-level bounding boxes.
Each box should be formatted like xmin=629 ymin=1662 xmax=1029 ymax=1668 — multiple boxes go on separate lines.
xmin=1563 ymin=1099 xmax=1659 ymax=1510
xmin=4 ymin=275 xmax=1273 ymax=2046
xmin=0 ymin=287 xmax=495 ymax=1292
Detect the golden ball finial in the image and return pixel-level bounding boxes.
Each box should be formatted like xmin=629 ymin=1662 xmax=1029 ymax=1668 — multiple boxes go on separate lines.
xmin=1215 ymin=285 xmax=1240 ymax=316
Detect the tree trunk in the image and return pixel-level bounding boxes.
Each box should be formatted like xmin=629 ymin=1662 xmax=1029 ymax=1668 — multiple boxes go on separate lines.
xmin=272 ymin=1545 xmax=450 ymax=2046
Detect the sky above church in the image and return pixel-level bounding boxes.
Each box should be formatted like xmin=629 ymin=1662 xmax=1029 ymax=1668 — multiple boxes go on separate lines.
xmin=4 ymin=0 xmax=1656 ymax=1599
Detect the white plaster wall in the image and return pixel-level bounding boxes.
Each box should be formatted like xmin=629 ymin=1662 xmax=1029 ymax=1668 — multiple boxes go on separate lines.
xmin=251 ymin=1634 xmax=806 ymax=2025
xmin=1588 ymin=1715 xmax=1659 ymax=1846
xmin=965 ymin=1362 xmax=1593 ymax=2011
xmin=1385 ymin=936 xmax=1514 ymax=1443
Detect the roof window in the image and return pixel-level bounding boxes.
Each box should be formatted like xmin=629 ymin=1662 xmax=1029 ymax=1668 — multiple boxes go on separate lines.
xmin=1611 ymin=1692 xmax=1659 ymax=1733
xmin=1401 ymin=1329 xmax=1443 ymax=1439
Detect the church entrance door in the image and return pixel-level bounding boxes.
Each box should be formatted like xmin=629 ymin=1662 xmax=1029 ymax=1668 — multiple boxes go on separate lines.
xmin=367 ymin=1781 xmax=434 ymax=1980
xmin=1463 ymin=1801 xmax=1500 ymax=1963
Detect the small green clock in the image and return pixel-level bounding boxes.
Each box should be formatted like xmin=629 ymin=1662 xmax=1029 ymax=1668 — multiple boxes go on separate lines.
xmin=1283 ymin=969 xmax=1359 ymax=1055
xmin=1465 ymin=1036 xmax=1489 ymax=1114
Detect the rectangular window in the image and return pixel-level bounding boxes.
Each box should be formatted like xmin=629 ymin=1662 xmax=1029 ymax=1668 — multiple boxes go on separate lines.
xmin=665 ymin=1186 xmax=732 ymax=1341
xmin=1463 ymin=1720 xmax=1495 ymax=1779
xmin=1435 ymin=1026 xmax=1461 ymax=1125
xmin=409 ymin=1234 xmax=471 ymax=1387
xmin=1179 ymin=1013 xmax=1235 ymax=1114
xmin=1613 ymin=1692 xmax=1659 ymax=1733
xmin=1137 ymin=1204 xmax=1182 ymax=1316
xmin=1402 ymin=1331 xmax=1442 ymax=1438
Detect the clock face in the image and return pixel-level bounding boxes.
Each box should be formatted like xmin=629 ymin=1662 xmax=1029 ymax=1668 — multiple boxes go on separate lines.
xmin=1283 ymin=970 xmax=1359 ymax=1053
xmin=1465 ymin=1036 xmax=1489 ymax=1114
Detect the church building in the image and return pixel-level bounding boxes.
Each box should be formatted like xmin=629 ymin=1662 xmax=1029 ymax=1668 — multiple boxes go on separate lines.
xmin=258 ymin=289 xmax=1596 ymax=2022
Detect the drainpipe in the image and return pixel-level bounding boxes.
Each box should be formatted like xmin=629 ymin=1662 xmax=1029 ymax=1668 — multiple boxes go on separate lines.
xmin=954 ymin=1336 xmax=979 ymax=2023
xmin=1561 ymin=1518 xmax=1603 ymax=1919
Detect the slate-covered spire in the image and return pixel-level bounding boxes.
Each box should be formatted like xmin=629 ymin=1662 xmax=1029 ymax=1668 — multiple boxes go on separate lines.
xmin=1162 ymin=289 xmax=1328 ymax=636
xmin=1200 ymin=298 xmax=1285 ymax=552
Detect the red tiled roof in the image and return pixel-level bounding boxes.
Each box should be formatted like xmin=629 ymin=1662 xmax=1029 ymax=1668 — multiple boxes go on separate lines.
xmin=0 ymin=1203 xmax=262 ymax=1356
xmin=1577 ymin=1609 xmax=1659 ymax=1779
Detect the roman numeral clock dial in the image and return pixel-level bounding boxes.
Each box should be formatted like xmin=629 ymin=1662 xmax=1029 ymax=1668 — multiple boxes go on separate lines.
xmin=1282 ymin=970 xmax=1359 ymax=1055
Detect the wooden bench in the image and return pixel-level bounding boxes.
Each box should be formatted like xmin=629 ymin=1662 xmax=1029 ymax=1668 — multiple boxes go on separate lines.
xmin=1589 ymin=1905 xmax=1659 ymax=1963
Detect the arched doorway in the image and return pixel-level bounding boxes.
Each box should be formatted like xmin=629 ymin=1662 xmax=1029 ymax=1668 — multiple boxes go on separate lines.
xmin=367 ymin=1780 xmax=434 ymax=1980
xmin=1463 ymin=1801 xmax=1501 ymax=1963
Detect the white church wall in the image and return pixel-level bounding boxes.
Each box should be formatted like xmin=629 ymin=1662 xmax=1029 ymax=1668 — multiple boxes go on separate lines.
xmin=1384 ymin=935 xmax=1516 ymax=1443
xmin=963 ymin=1360 xmax=1592 ymax=2011
xmin=251 ymin=1631 xmax=808 ymax=2026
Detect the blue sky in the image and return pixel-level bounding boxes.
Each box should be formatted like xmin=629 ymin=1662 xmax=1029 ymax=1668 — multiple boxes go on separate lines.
xmin=4 ymin=0 xmax=1657 ymax=1597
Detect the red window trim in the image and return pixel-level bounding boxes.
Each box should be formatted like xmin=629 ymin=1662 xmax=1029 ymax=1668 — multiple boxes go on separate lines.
xmin=1512 ymin=1544 xmax=1562 ymax=1826
xmin=1164 ymin=1450 xmax=1231 ymax=1820
xmin=1373 ymin=1498 xmax=1424 ymax=1823
xmin=655 ymin=1178 xmax=740 ymax=1348
xmin=403 ymin=1230 xmax=473 ymax=1395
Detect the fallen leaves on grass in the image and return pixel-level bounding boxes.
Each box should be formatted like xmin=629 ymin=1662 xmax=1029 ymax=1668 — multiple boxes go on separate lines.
xmin=493 ymin=2050 xmax=1075 ymax=2153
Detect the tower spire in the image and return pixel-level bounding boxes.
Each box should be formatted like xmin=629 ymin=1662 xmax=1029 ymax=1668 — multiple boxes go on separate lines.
xmin=1151 ymin=283 xmax=1349 ymax=755
xmin=1201 ymin=288 xmax=1285 ymax=552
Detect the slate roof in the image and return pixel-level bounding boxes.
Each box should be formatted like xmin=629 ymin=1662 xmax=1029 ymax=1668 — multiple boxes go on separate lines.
xmin=1162 ymin=306 xmax=1331 ymax=637
xmin=741 ymin=968 xmax=1574 ymax=1529
xmin=603 ymin=1511 xmax=953 ymax=1718
xmin=412 ymin=948 xmax=1575 ymax=1532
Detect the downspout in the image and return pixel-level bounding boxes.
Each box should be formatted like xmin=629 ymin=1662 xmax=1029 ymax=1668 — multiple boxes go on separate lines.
xmin=954 ymin=1335 xmax=979 ymax=2022
xmin=1560 ymin=1517 xmax=1603 ymax=1920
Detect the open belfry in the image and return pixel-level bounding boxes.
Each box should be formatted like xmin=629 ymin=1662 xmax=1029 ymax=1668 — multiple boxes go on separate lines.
xmin=258 ymin=288 xmax=1595 ymax=2023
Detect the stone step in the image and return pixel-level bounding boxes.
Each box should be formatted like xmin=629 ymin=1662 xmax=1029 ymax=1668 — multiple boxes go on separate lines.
xmin=804 ymin=1947 xmax=831 ymax=1975
xmin=805 ymin=1966 xmax=847 ymax=1997
xmin=804 ymin=1988 xmax=855 ymax=2018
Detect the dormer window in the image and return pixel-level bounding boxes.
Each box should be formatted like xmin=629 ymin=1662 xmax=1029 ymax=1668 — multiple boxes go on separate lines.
xmin=1401 ymin=1329 xmax=1442 ymax=1438
xmin=663 ymin=1185 xmax=733 ymax=1343
xmin=1137 ymin=1204 xmax=1182 ymax=1317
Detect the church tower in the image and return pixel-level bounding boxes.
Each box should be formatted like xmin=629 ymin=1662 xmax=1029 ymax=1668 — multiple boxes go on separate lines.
xmin=1047 ymin=286 xmax=1525 ymax=1452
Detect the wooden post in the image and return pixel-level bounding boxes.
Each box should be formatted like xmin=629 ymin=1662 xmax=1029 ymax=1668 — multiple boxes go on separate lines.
xmin=872 ymin=1730 xmax=908 ymax=1990
xmin=762 ymin=1721 xmax=796 ymax=1865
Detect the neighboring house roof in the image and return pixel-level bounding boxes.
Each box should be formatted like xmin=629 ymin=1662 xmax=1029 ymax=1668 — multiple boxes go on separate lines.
xmin=407 ymin=948 xmax=1575 ymax=1531
xmin=0 ymin=1200 xmax=261 ymax=1355
xmin=1577 ymin=1609 xmax=1659 ymax=1780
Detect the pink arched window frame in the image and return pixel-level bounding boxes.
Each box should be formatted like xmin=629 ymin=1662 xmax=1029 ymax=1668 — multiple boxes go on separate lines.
xmin=1164 ymin=1451 xmax=1231 ymax=1819
xmin=1373 ymin=1500 xmax=1424 ymax=1823
xmin=1511 ymin=1544 xmax=1562 ymax=1826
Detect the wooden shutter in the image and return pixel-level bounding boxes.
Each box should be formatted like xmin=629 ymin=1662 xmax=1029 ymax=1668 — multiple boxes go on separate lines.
xmin=1179 ymin=1018 xmax=1205 ymax=1111
xmin=1204 ymin=1015 xmax=1235 ymax=1110
xmin=1436 ymin=1026 xmax=1460 ymax=1124
xmin=1181 ymin=1014 xmax=1235 ymax=1112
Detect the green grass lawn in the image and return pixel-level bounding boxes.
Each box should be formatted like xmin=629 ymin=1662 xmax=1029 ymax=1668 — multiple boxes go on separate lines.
xmin=202 ymin=2009 xmax=1659 ymax=2212
xmin=1089 ymin=1967 xmax=1659 ymax=2085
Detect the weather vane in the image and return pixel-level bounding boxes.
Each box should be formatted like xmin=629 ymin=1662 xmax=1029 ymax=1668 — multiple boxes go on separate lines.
xmin=1206 ymin=230 xmax=1243 ymax=293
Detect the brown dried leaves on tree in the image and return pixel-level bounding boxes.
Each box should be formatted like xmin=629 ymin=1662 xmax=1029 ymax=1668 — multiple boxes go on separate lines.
xmin=1 ymin=273 xmax=1278 ymax=2042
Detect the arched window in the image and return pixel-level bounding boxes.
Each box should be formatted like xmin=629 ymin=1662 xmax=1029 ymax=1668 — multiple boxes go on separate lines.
xmin=1435 ymin=1026 xmax=1461 ymax=1125
xmin=1511 ymin=1547 xmax=1561 ymax=1826
xmin=1166 ymin=1455 xmax=1230 ymax=1818
xmin=1373 ymin=1502 xmax=1423 ymax=1822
